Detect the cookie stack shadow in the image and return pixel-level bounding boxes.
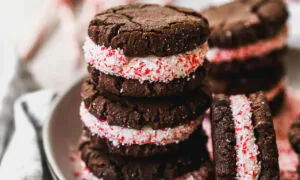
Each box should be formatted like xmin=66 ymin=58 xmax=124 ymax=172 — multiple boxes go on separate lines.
xmin=78 ymin=4 xmax=214 ymax=180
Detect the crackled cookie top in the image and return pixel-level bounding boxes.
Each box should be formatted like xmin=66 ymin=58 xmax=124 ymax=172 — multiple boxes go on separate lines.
xmin=88 ymin=3 xmax=209 ymax=57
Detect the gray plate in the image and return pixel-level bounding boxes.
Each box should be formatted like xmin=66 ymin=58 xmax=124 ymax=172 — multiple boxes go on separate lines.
xmin=42 ymin=48 xmax=300 ymax=180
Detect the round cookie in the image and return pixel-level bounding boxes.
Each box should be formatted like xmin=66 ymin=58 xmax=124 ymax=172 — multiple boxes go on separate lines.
xmin=88 ymin=4 xmax=209 ymax=57
xmin=82 ymin=125 xmax=207 ymax=157
xmin=88 ymin=60 xmax=209 ymax=98
xmin=79 ymin=135 xmax=213 ymax=180
xmin=202 ymin=0 xmax=288 ymax=48
xmin=81 ymin=78 xmax=211 ymax=130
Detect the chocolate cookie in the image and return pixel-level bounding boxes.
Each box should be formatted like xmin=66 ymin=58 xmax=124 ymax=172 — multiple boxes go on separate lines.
xmin=211 ymin=92 xmax=279 ymax=179
xmin=202 ymin=0 xmax=288 ymax=48
xmin=82 ymin=125 xmax=207 ymax=157
xmin=209 ymin=61 xmax=285 ymax=116
xmin=79 ymin=135 xmax=213 ymax=180
xmin=289 ymin=115 xmax=300 ymax=154
xmin=82 ymin=78 xmax=211 ymax=130
xmin=88 ymin=3 xmax=209 ymax=57
xmin=88 ymin=60 xmax=209 ymax=98
xmin=209 ymin=48 xmax=286 ymax=77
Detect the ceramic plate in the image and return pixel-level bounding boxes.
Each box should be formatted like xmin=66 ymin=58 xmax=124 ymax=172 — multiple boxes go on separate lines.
xmin=43 ymin=78 xmax=83 ymax=180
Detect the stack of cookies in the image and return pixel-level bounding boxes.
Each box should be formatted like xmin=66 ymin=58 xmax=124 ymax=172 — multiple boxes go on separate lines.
xmin=79 ymin=4 xmax=213 ymax=179
xmin=202 ymin=0 xmax=288 ymax=115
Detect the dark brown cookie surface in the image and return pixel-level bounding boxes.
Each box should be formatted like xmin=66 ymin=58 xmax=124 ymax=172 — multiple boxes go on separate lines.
xmin=82 ymin=78 xmax=211 ymax=130
xmin=88 ymin=3 xmax=209 ymax=57
xmin=209 ymin=48 xmax=286 ymax=77
xmin=210 ymin=94 xmax=237 ymax=179
xmin=249 ymin=92 xmax=280 ymax=180
xmin=289 ymin=116 xmax=300 ymax=154
xmin=202 ymin=0 xmax=288 ymax=48
xmin=209 ymin=59 xmax=285 ymax=94
xmin=82 ymin=125 xmax=207 ymax=158
xmin=79 ymin=135 xmax=213 ymax=180
xmin=88 ymin=59 xmax=209 ymax=98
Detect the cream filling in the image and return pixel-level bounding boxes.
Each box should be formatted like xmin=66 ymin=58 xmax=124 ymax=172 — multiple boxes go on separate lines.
xmin=80 ymin=102 xmax=201 ymax=147
xmin=230 ymin=95 xmax=261 ymax=179
xmin=83 ymin=37 xmax=208 ymax=83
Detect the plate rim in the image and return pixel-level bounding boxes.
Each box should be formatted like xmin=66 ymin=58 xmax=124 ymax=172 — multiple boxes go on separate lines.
xmin=42 ymin=75 xmax=84 ymax=180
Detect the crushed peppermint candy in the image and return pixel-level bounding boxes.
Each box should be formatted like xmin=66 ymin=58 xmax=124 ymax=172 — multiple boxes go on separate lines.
xmin=207 ymin=26 xmax=287 ymax=63
xmin=230 ymin=95 xmax=261 ymax=180
xmin=80 ymin=102 xmax=201 ymax=146
xmin=83 ymin=37 xmax=208 ymax=83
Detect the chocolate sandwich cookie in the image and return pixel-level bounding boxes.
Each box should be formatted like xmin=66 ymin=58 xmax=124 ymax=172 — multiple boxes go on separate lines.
xmin=202 ymin=0 xmax=288 ymax=48
xmin=211 ymin=92 xmax=279 ymax=179
xmin=80 ymin=101 xmax=204 ymax=155
xmin=79 ymin=135 xmax=213 ymax=180
xmin=202 ymin=0 xmax=288 ymax=77
xmin=88 ymin=59 xmax=209 ymax=98
xmin=88 ymin=3 xmax=209 ymax=57
xmin=81 ymin=78 xmax=211 ymax=130
xmin=82 ymin=125 xmax=207 ymax=157
xmin=84 ymin=4 xmax=210 ymax=88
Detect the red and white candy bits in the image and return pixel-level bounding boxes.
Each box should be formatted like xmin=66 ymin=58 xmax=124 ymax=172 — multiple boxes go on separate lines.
xmin=207 ymin=27 xmax=287 ymax=63
xmin=84 ymin=38 xmax=208 ymax=83
xmin=230 ymin=95 xmax=261 ymax=180
xmin=80 ymin=103 xmax=201 ymax=147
